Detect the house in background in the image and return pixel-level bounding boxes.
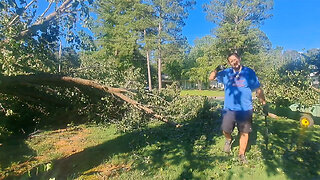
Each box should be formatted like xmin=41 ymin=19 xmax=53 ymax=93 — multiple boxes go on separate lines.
xmin=162 ymin=74 xmax=224 ymax=90
xmin=209 ymin=80 xmax=224 ymax=90
xmin=310 ymin=72 xmax=320 ymax=88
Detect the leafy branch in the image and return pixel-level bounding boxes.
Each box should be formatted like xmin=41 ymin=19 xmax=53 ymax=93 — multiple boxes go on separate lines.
xmin=0 ymin=74 xmax=180 ymax=127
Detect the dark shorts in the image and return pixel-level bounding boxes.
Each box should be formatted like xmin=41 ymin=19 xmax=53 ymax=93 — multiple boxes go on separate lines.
xmin=221 ymin=110 xmax=253 ymax=133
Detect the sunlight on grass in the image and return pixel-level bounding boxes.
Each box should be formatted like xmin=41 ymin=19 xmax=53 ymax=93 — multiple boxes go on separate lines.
xmin=180 ymin=90 xmax=225 ymax=97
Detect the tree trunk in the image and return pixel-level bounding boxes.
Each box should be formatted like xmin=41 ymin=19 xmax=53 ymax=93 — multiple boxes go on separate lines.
xmin=58 ymin=40 xmax=62 ymax=73
xmin=144 ymin=29 xmax=152 ymax=91
xmin=147 ymin=50 xmax=152 ymax=91
xmin=158 ymin=21 xmax=162 ymax=90
xmin=198 ymin=80 xmax=202 ymax=90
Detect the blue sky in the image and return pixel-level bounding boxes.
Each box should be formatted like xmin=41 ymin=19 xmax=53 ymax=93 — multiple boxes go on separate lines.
xmin=182 ymin=0 xmax=320 ymax=51
xmin=36 ymin=0 xmax=320 ymax=51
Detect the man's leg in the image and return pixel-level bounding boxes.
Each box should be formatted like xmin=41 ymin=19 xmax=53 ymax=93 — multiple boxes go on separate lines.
xmin=239 ymin=132 xmax=249 ymax=155
xmin=223 ymin=131 xmax=232 ymax=141
xmin=236 ymin=110 xmax=252 ymax=164
xmin=223 ymin=131 xmax=233 ymax=153
xmin=221 ymin=110 xmax=235 ymax=153
xmin=222 ymin=110 xmax=235 ymax=139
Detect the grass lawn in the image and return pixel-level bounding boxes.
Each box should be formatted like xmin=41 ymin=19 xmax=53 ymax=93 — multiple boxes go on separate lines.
xmin=1 ymin=105 xmax=319 ymax=179
xmin=181 ymin=90 xmax=225 ymax=97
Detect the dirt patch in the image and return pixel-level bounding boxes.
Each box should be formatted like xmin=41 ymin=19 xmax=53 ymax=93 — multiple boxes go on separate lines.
xmin=1 ymin=126 xmax=93 ymax=179
xmin=81 ymin=163 xmax=132 ymax=179
xmin=54 ymin=127 xmax=91 ymax=157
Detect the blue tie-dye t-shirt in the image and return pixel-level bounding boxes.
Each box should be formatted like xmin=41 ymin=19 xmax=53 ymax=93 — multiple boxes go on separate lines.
xmin=216 ymin=66 xmax=260 ymax=111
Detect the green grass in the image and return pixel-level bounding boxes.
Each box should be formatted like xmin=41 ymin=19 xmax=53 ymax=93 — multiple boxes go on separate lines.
xmin=1 ymin=108 xmax=320 ymax=179
xmin=181 ymin=90 xmax=225 ymax=97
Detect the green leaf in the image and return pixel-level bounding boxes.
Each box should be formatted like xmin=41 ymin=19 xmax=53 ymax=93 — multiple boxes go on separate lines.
xmin=8 ymin=0 xmax=17 ymax=8
xmin=16 ymin=7 xmax=24 ymax=15
xmin=72 ymin=1 xmax=79 ymax=8
xmin=0 ymin=2 xmax=4 ymax=10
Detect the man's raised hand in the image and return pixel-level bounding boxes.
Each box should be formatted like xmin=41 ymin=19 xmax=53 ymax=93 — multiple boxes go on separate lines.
xmin=215 ymin=65 xmax=226 ymax=72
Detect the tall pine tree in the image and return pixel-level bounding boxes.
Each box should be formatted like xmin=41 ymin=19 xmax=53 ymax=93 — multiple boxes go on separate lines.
xmin=204 ymin=0 xmax=273 ymax=56
xmin=147 ymin=0 xmax=195 ymax=89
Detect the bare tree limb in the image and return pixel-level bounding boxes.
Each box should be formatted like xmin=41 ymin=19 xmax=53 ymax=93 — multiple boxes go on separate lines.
xmin=310 ymin=85 xmax=320 ymax=93
xmin=38 ymin=1 xmax=53 ymax=20
xmin=7 ymin=0 xmax=37 ymax=27
xmin=19 ymin=0 xmax=73 ymax=38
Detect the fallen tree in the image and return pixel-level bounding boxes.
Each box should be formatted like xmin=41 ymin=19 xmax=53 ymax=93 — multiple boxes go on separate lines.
xmin=0 ymin=74 xmax=180 ymax=127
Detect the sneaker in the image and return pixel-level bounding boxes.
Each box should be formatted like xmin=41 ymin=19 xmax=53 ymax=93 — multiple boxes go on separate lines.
xmin=223 ymin=139 xmax=233 ymax=153
xmin=239 ymin=154 xmax=248 ymax=164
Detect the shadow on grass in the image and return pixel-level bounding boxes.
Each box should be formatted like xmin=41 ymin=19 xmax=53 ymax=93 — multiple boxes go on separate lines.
xmin=8 ymin=100 xmax=229 ymax=179
xmin=260 ymin=117 xmax=320 ymax=180
xmin=137 ymin=108 xmax=228 ymax=180
xmin=0 ymin=136 xmax=37 ymax=178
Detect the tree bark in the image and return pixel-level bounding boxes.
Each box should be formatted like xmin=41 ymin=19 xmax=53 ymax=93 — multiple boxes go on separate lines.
xmin=158 ymin=21 xmax=162 ymax=90
xmin=146 ymin=50 xmax=152 ymax=91
xmin=144 ymin=29 xmax=152 ymax=91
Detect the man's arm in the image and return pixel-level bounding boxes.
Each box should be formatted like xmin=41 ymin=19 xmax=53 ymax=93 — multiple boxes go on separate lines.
xmin=256 ymin=87 xmax=270 ymax=116
xmin=256 ymin=87 xmax=266 ymax=105
xmin=209 ymin=70 xmax=219 ymax=81
xmin=209 ymin=65 xmax=225 ymax=81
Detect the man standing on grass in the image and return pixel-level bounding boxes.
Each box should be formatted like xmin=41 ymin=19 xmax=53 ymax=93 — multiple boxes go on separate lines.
xmin=209 ymin=52 xmax=267 ymax=164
